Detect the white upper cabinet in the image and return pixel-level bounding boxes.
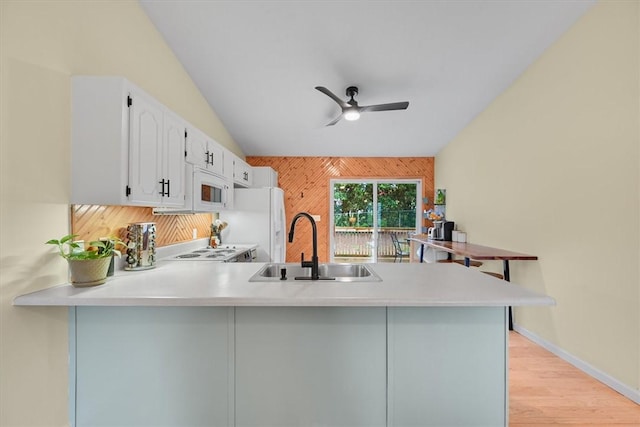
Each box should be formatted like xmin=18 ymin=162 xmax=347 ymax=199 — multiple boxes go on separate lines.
xmin=128 ymin=87 xmax=163 ymax=205
xmin=185 ymin=127 xmax=224 ymax=177
xmin=72 ymin=76 xmax=185 ymax=208
xmin=161 ymin=111 xmax=187 ymax=207
xmin=227 ymin=153 xmax=253 ymax=188
xmin=251 ymin=166 xmax=278 ymax=187
xmin=233 ymin=156 xmax=253 ymax=187
xmin=224 ymin=148 xmax=253 ymax=188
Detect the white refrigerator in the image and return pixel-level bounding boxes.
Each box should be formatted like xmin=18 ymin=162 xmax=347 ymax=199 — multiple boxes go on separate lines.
xmin=219 ymin=187 xmax=286 ymax=262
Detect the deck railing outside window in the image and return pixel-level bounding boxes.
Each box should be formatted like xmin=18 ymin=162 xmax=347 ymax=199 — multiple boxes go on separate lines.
xmin=334 ymin=228 xmax=414 ymax=259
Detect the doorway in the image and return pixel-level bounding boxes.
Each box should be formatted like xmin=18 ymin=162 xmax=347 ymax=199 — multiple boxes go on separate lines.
xmin=330 ymin=179 xmax=421 ymax=263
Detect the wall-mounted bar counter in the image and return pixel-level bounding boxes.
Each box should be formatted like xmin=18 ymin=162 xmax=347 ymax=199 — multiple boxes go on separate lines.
xmin=408 ymin=234 xmax=539 ymax=329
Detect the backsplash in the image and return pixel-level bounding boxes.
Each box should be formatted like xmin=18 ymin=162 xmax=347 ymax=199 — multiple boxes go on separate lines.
xmin=246 ymin=156 xmax=435 ymax=262
xmin=71 ymin=205 xmax=212 ymax=247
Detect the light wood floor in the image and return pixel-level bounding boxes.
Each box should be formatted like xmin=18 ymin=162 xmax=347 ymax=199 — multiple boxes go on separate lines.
xmin=509 ymin=331 xmax=640 ymax=426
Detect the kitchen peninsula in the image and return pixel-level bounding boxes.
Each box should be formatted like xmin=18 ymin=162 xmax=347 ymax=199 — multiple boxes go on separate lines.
xmin=14 ymin=261 xmax=553 ymax=427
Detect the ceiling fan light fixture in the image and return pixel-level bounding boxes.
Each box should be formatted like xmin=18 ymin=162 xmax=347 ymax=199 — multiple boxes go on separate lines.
xmin=344 ymin=109 xmax=360 ymax=121
xmin=315 ymin=85 xmax=408 ymax=126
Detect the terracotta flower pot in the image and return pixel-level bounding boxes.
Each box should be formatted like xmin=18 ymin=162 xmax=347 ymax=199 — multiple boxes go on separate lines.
xmin=68 ymin=257 xmax=112 ymax=287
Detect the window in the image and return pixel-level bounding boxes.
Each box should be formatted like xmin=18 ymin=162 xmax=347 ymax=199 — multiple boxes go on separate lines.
xmin=330 ymin=179 xmax=421 ymax=263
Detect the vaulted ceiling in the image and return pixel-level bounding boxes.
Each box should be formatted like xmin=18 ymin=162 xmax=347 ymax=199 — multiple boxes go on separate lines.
xmin=140 ymin=0 xmax=595 ymax=157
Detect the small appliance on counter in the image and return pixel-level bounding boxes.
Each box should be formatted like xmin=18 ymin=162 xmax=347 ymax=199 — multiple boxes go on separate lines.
xmin=443 ymin=221 xmax=455 ymax=241
xmin=427 ymin=226 xmax=436 ymax=240
xmin=125 ymin=222 xmax=156 ymax=270
xmin=429 ymin=220 xmax=455 ymax=241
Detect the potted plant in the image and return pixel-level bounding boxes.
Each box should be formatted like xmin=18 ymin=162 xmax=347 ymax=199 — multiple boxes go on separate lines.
xmin=46 ymin=234 xmax=124 ymax=287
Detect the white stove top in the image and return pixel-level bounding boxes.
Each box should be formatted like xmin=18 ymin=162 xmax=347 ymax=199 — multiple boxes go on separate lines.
xmin=168 ymin=244 xmax=256 ymax=262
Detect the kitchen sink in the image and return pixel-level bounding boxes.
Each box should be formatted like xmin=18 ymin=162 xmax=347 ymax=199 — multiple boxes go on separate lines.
xmin=249 ymin=263 xmax=382 ymax=282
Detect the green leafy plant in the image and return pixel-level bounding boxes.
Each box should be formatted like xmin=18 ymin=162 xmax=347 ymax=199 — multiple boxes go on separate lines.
xmin=46 ymin=234 xmax=124 ymax=260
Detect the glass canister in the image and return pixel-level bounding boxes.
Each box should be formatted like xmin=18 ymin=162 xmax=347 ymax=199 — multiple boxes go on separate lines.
xmin=125 ymin=222 xmax=156 ymax=271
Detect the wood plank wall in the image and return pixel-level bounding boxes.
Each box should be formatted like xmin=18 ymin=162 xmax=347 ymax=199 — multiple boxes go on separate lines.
xmin=247 ymin=157 xmax=435 ymax=262
xmin=71 ymin=205 xmax=212 ymax=247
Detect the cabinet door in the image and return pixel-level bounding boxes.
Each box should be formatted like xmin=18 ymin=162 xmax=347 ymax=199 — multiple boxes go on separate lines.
xmin=186 ymin=128 xmax=224 ymax=176
xmin=207 ymin=141 xmax=225 ymax=176
xmin=128 ymin=91 xmax=163 ymax=205
xmin=185 ymin=127 xmax=209 ymax=169
xmin=75 ymin=307 xmax=234 ymax=427
xmin=233 ymin=158 xmax=253 ymax=187
xmin=387 ymin=307 xmax=507 ymax=426
xmin=162 ymin=112 xmax=186 ymax=207
xmin=251 ymin=166 xmax=277 ymax=187
xmin=235 ymin=307 xmax=387 ymax=427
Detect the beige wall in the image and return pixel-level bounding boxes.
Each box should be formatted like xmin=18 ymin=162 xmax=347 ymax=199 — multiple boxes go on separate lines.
xmin=436 ymin=0 xmax=639 ymax=393
xmin=0 ymin=1 xmax=241 ymax=425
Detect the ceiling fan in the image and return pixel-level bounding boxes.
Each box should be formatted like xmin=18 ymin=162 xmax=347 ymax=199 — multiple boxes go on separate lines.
xmin=315 ymin=85 xmax=409 ymax=126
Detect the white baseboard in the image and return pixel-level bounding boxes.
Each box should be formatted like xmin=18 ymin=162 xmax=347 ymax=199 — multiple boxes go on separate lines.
xmin=513 ymin=324 xmax=640 ymax=405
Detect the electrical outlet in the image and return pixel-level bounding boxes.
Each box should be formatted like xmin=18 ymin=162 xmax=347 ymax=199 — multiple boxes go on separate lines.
xmin=192 ymin=228 xmax=198 ymax=239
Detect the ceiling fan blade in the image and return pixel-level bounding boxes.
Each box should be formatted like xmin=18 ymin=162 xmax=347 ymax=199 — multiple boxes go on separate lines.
xmin=325 ymin=114 xmax=343 ymax=126
xmin=315 ymin=86 xmax=349 ymax=109
xmin=359 ymin=101 xmax=409 ymax=113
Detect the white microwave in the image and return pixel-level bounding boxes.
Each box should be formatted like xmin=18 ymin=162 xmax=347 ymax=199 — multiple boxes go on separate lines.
xmin=154 ymin=165 xmax=228 ymax=214
xmin=192 ymin=167 xmax=228 ymax=211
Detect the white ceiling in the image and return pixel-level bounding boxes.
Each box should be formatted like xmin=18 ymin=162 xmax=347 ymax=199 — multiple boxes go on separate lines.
xmin=139 ymin=0 xmax=595 ymax=157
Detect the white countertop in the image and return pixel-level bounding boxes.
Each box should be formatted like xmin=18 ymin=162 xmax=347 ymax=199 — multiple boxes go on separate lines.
xmin=13 ymin=261 xmax=554 ymax=307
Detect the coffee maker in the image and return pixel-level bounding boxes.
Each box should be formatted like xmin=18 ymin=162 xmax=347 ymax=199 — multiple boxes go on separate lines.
xmin=431 ymin=220 xmax=455 ymax=241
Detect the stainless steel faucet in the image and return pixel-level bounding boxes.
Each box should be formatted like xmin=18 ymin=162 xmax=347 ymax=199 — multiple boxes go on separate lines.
xmin=288 ymin=212 xmax=319 ymax=280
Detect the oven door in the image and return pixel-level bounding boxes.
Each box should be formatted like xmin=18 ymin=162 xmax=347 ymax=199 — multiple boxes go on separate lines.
xmin=193 ymin=169 xmax=228 ymax=212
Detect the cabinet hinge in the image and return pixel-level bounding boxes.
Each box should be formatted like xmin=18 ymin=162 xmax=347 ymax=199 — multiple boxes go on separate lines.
xmin=125 ymin=185 xmax=131 ymax=196
xmin=127 ymin=96 xmax=132 ymax=107
xmin=184 ymin=130 xmax=188 ymax=138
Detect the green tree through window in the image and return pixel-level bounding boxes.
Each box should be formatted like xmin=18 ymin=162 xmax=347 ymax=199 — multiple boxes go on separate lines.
xmin=334 ymin=182 xmax=416 ymax=228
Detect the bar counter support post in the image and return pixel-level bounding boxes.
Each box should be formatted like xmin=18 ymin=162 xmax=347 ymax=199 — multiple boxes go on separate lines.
xmin=503 ymin=260 xmax=513 ymax=330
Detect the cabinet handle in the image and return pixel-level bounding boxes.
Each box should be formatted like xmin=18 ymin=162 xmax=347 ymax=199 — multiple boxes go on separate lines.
xmin=166 ymin=179 xmax=170 ymax=197
xmin=158 ymin=179 xmax=166 ymax=196
xmin=204 ymin=150 xmax=210 ymax=165
xmin=209 ymin=152 xmax=214 ymax=165
xmin=243 ymin=171 xmax=249 ymax=181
